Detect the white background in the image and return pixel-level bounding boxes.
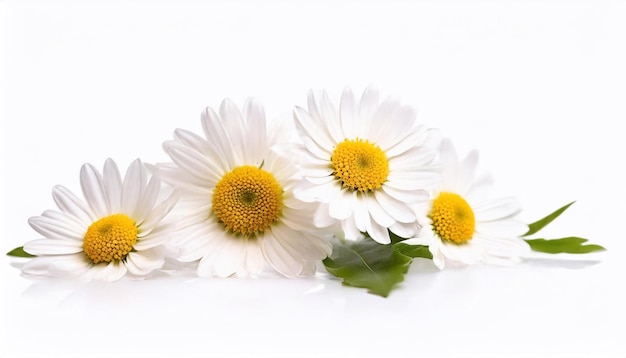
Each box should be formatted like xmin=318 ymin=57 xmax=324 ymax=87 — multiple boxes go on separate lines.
xmin=1 ymin=1 xmax=625 ymax=357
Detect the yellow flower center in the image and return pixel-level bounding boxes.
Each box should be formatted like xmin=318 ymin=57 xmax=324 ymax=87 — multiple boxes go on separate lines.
xmin=429 ymin=192 xmax=476 ymax=244
xmin=83 ymin=214 xmax=138 ymax=264
xmin=212 ymin=165 xmax=283 ymax=236
xmin=331 ymin=138 xmax=389 ymax=192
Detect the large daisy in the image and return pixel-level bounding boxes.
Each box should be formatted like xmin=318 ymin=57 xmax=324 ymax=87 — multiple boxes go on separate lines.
xmin=156 ymin=98 xmax=331 ymax=278
xmin=22 ymin=158 xmax=179 ymax=281
xmin=403 ymin=139 xmax=530 ymax=269
xmin=293 ymin=86 xmax=441 ymax=244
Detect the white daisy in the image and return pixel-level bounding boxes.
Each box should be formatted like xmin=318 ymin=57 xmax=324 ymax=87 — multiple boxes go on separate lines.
xmin=156 ymin=98 xmax=331 ymax=278
xmin=403 ymin=138 xmax=530 ymax=269
xmin=22 ymin=158 xmax=179 ymax=281
xmin=293 ymin=86 xmax=441 ymax=244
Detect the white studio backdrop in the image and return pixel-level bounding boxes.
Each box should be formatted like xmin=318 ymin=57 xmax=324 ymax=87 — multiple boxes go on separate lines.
xmin=1 ymin=1 xmax=625 ymax=358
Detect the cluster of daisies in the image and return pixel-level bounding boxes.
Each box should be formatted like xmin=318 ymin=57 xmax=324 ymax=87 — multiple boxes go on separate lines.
xmin=18 ymin=86 xmax=531 ymax=282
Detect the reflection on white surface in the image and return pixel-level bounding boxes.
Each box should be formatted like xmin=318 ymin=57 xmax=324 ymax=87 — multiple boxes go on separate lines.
xmin=2 ymin=255 xmax=623 ymax=358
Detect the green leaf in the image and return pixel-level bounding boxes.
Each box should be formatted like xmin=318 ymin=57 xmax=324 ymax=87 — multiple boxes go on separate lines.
xmin=394 ymin=243 xmax=433 ymax=259
xmin=524 ymin=201 xmax=575 ymax=237
xmin=7 ymin=246 xmax=36 ymax=258
xmin=389 ymin=230 xmax=407 ymax=244
xmin=323 ymin=237 xmax=412 ymax=297
xmin=525 ymin=237 xmax=606 ymax=254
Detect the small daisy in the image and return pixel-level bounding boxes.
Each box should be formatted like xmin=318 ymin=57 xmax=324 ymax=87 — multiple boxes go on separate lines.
xmin=403 ymin=139 xmax=530 ymax=269
xmin=156 ymin=98 xmax=331 ymax=278
xmin=293 ymin=86 xmax=441 ymax=244
xmin=22 ymin=158 xmax=179 ymax=281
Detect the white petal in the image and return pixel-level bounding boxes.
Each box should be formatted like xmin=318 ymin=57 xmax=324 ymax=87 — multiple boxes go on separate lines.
xmin=472 ymin=233 xmax=530 ymax=258
xmin=91 ymin=261 xmax=127 ymax=282
xmin=173 ymin=128 xmax=211 ymax=156
xmin=365 ymin=194 xmax=395 ymax=227
xmin=367 ymin=96 xmax=401 ymax=145
xmin=174 ymin=204 xmax=213 ymax=232
xmin=279 ymin=208 xmax=314 ymax=232
xmin=465 ymin=173 xmax=495 ymax=203
xmin=384 ymin=124 xmax=429 ymax=158
xmin=164 ymin=142 xmax=222 ymax=184
xmin=41 ymin=210 xmax=87 ymax=234
xmin=341 ymin=217 xmax=361 ymax=240
xmin=402 ymin=237 xmax=432 ymax=246
xmin=293 ymin=106 xmax=334 ymax=157
xmin=274 ymin=224 xmax=328 ymax=261
xmin=212 ymin=236 xmax=246 ymax=277
xmin=318 ymin=90 xmax=344 ymax=143
xmin=306 ymin=90 xmax=323 ymax=122
xmin=126 ymin=247 xmax=165 ymax=276
xmin=134 ymin=174 xmax=161 ymax=225
xmin=357 ymin=86 xmax=379 ymax=137
xmin=440 ymin=138 xmax=459 ymax=170
xmin=138 ymin=191 xmax=179 ymax=237
xmin=303 ymin=175 xmax=335 ymax=185
xmin=474 ymin=197 xmax=522 ymax=222
xmin=374 ymin=190 xmax=416 ymax=224
xmin=305 ymin=231 xmax=332 ymax=257
xmin=389 ymin=221 xmax=420 ymax=239
xmin=80 ymin=163 xmax=110 ymax=218
xmin=28 ymin=215 xmax=85 ymax=241
xmin=263 ymin=149 xmax=297 ymax=183
xmin=153 ymin=163 xmax=211 ymax=194
xmin=283 ymin=194 xmax=315 ymax=210
xmin=388 ymin=146 xmax=437 ymax=171
xmin=243 ymin=238 xmax=264 ymax=277
xmin=121 ymin=159 xmax=146 ymax=218
xmin=220 ymin=98 xmax=247 ymax=165
xmin=261 ymin=230 xmax=302 ymax=277
xmin=328 ymin=190 xmax=353 ymax=220
xmin=366 ymin=220 xmax=391 ymax=244
xmin=339 ymin=87 xmax=356 ymax=139
xmin=458 ymin=149 xmax=479 ymax=194
xmin=296 ymin=124 xmax=334 ymax=160
xmin=103 ymin=158 xmax=123 ymax=213
xmin=243 ymin=98 xmax=267 ymax=166
xmin=24 ymin=238 xmax=83 ymax=255
xmin=352 ymin=192 xmax=369 ymax=232
xmin=177 ymin=225 xmax=214 ymax=262
xmin=476 ymin=219 xmax=529 ymax=238
xmin=21 ymin=253 xmax=91 ymax=278
xmin=313 ymin=203 xmax=337 ymax=228
xmin=196 ymin=251 xmax=216 ymax=277
xmin=135 ymin=223 xmax=173 ymax=250
xmin=439 ymin=140 xmax=460 ymax=191
xmin=386 ymin=171 xmax=441 ymax=191
xmin=430 ymin=243 xmax=446 ymax=269
xmin=201 ymin=106 xmax=235 ymax=171
xmin=52 ymin=186 xmax=95 ymax=224
xmin=440 ymin=241 xmax=481 ymax=265
xmin=295 ymin=179 xmax=340 ymax=203
xmin=373 ymin=103 xmax=415 ymax=152
xmin=382 ymin=185 xmax=430 ymax=203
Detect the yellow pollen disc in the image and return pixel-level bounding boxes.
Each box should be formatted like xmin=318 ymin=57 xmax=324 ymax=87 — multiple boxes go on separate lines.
xmin=83 ymin=214 xmax=138 ymax=264
xmin=429 ymin=192 xmax=476 ymax=244
xmin=331 ymin=138 xmax=389 ymax=192
xmin=212 ymin=165 xmax=283 ymax=236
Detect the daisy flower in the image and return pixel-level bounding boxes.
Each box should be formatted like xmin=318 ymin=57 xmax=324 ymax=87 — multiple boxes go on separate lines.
xmin=22 ymin=159 xmax=179 ymax=281
xmin=403 ymin=138 xmax=530 ymax=269
xmin=156 ymin=98 xmax=331 ymax=278
xmin=293 ymin=86 xmax=441 ymax=244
